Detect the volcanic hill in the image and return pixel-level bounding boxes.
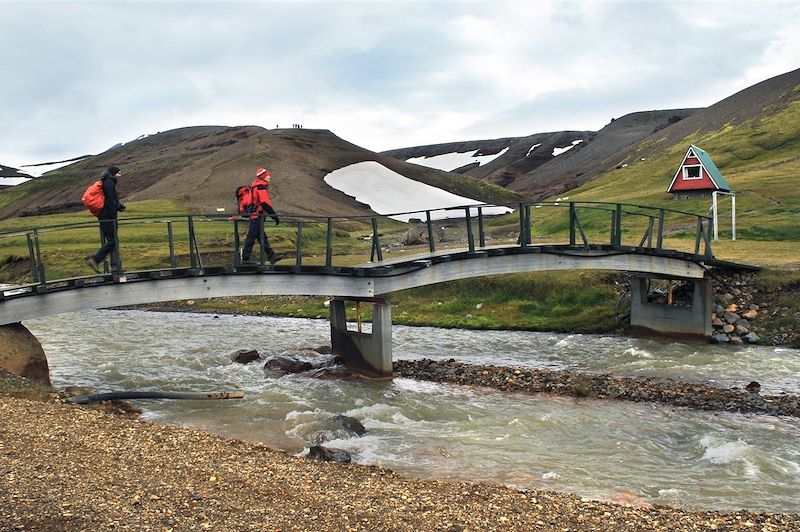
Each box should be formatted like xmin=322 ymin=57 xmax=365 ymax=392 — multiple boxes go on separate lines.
xmin=0 ymin=128 xmax=520 ymax=220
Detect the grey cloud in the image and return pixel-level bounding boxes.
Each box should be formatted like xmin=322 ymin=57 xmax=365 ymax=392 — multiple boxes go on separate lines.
xmin=1 ymin=1 xmax=798 ymax=165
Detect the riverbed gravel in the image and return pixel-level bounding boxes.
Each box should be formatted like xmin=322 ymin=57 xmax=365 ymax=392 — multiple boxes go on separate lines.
xmin=394 ymin=359 xmax=800 ymax=417
xmin=2 ymin=393 xmax=799 ymax=531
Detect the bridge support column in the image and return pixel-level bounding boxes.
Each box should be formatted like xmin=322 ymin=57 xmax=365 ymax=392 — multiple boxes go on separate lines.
xmin=329 ymin=298 xmax=392 ymax=378
xmin=630 ymin=277 xmax=712 ymax=340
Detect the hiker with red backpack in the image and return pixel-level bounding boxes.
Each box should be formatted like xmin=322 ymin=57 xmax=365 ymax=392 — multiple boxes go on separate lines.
xmin=239 ymin=166 xmax=280 ymax=265
xmin=84 ymin=165 xmax=126 ymax=273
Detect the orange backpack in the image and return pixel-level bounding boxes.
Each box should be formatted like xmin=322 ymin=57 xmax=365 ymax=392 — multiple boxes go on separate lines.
xmin=81 ymin=180 xmax=105 ymax=215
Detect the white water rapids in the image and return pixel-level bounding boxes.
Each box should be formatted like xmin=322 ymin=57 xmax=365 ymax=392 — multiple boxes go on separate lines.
xmin=23 ymin=309 xmax=800 ymax=513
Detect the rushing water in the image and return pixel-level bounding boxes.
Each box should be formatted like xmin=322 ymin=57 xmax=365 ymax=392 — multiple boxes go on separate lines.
xmin=24 ymin=310 xmax=800 ymax=513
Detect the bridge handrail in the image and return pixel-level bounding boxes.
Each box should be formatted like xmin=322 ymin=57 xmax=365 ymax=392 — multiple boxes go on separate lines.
xmin=0 ymin=200 xmax=712 ymax=237
xmin=0 ymin=200 xmax=714 ymax=296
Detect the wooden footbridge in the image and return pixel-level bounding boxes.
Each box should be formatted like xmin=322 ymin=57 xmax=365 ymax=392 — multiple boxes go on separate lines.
xmin=0 ymin=201 xmax=723 ymax=377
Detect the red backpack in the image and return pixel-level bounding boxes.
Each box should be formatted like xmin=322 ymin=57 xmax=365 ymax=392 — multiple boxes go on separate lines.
xmin=81 ymin=181 xmax=105 ymax=215
xmin=236 ymin=185 xmax=258 ymax=215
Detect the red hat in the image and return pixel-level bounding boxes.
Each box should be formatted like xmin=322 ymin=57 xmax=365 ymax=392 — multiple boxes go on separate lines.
xmin=256 ymin=167 xmax=271 ymax=183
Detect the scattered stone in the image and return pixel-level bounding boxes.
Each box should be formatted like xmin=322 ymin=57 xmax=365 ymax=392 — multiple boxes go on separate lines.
xmin=263 ymin=354 xmax=313 ymax=374
xmin=722 ymin=324 xmax=735 ymax=334
xmin=295 ymin=415 xmax=367 ymax=445
xmin=307 ymin=445 xmax=352 ymax=463
xmin=742 ymin=309 xmax=758 ymax=320
xmin=229 ymin=349 xmax=260 ymax=364
xmin=745 ymin=381 xmax=761 ymax=394
xmin=723 ymin=312 xmax=740 ymax=324
xmin=743 ymin=332 xmax=760 ymax=344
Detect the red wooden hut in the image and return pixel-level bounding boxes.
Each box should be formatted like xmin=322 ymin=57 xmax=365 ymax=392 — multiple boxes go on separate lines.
xmin=667 ymin=145 xmax=732 ymax=200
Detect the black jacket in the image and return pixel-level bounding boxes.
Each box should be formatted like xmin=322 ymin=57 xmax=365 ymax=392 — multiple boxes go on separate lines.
xmin=98 ymin=170 xmax=124 ymax=219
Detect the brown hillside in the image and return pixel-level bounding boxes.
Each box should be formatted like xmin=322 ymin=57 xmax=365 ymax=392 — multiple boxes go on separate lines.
xmin=617 ymin=67 xmax=800 ymax=160
xmin=0 ymin=127 xmax=520 ymax=220
xmin=508 ymin=109 xmax=699 ymax=199
xmin=382 ymin=113 xmax=701 ymax=199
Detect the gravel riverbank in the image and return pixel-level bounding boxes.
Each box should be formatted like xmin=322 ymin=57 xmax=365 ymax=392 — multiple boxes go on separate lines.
xmin=2 ymin=394 xmax=799 ymax=531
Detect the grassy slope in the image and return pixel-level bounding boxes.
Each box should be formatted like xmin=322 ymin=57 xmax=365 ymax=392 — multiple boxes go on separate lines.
xmin=562 ymin=83 xmax=800 ymax=245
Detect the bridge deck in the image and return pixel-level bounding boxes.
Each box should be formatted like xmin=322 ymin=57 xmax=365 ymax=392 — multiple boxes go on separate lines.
xmin=0 ymin=200 xmax=725 ymax=325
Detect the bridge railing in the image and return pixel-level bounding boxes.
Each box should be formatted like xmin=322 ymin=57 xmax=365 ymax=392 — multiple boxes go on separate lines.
xmin=0 ymin=201 xmax=713 ymax=297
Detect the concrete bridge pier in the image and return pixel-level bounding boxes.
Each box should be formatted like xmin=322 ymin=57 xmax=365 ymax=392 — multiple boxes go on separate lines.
xmin=630 ymin=276 xmax=713 ymax=340
xmin=329 ymin=297 xmax=393 ymax=379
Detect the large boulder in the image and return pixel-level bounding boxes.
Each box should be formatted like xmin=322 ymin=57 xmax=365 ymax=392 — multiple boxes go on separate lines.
xmin=0 ymin=323 xmax=51 ymax=384
xmin=263 ymin=354 xmax=313 ymax=374
xmin=401 ymin=223 xmax=446 ymax=246
xmin=294 ymin=415 xmax=367 ymax=444
xmin=229 ymin=349 xmax=260 ymax=364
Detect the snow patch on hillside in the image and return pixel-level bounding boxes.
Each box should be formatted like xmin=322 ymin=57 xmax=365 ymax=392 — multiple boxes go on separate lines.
xmin=20 ymin=160 xmax=80 ymax=177
xmin=552 ymin=140 xmax=583 ymax=156
xmin=406 ymin=147 xmax=509 ymax=172
xmin=324 ymin=161 xmax=512 ymax=222
xmin=0 ymin=177 xmax=31 ymax=186
xmin=525 ymin=143 xmax=542 ymax=157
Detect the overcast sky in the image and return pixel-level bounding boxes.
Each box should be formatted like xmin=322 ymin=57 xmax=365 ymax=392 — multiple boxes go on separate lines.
xmin=2 ymin=0 xmax=798 ymax=167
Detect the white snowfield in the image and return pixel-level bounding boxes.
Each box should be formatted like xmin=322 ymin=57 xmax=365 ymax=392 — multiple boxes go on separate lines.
xmin=552 ymin=139 xmax=582 ymax=156
xmin=20 ymin=159 xmax=88 ymax=177
xmin=324 ymin=161 xmax=512 ymax=223
xmin=0 ymin=177 xmax=31 ymax=186
xmin=405 ymin=147 xmax=509 ymax=172
xmin=0 ymin=165 xmax=32 ymax=185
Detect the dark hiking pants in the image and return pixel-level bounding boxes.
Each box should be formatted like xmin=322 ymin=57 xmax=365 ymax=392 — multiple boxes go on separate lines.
xmin=241 ymin=218 xmax=275 ymax=261
xmin=92 ymin=219 xmax=119 ymax=267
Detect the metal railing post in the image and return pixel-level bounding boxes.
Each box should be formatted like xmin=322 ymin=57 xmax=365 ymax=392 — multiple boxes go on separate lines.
xmin=231 ymin=219 xmax=240 ymax=267
xmin=465 ymin=207 xmax=475 ymax=252
xmin=112 ymin=220 xmax=123 ymax=274
xmin=167 ymin=221 xmax=178 ymax=268
xmin=26 ymin=233 xmax=39 ymax=283
xmin=525 ymin=204 xmax=532 ymax=246
xmin=325 ymin=218 xmax=333 ymax=268
xmin=694 ymin=217 xmax=703 ymax=255
xmin=32 ymin=229 xmax=45 ymax=285
xmin=705 ymin=217 xmax=714 ymax=257
xmin=98 ymin=223 xmax=110 ymax=273
xmin=426 ymin=211 xmax=435 ymax=253
xmin=295 ymin=221 xmax=303 ymax=270
xmin=478 ymin=207 xmax=485 ymax=248
xmin=569 ymin=202 xmax=576 ymax=246
xmin=371 ymin=217 xmax=383 ymax=262
xmin=657 ymin=209 xmax=665 ymax=251
xmin=188 ymin=216 xmax=199 ymax=269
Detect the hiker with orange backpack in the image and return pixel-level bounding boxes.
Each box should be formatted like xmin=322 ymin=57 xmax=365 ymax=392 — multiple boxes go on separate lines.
xmin=84 ymin=165 xmax=126 ymax=273
xmin=239 ymin=166 xmax=280 ymax=265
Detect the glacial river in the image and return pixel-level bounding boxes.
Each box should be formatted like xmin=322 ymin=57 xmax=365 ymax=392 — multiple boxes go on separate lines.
xmin=24 ymin=309 xmax=800 ymax=513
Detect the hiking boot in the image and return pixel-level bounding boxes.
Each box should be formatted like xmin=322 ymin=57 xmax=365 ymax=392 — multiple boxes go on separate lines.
xmin=85 ymin=257 xmax=101 ymax=274
xmin=268 ymin=254 xmax=280 ymax=266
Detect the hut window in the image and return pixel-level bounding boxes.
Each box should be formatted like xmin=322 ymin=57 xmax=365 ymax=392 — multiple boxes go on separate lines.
xmin=682 ymin=165 xmax=702 ymax=180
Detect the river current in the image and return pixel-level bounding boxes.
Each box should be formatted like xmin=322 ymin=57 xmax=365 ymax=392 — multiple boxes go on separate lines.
xmin=24 ymin=309 xmax=800 ymax=513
